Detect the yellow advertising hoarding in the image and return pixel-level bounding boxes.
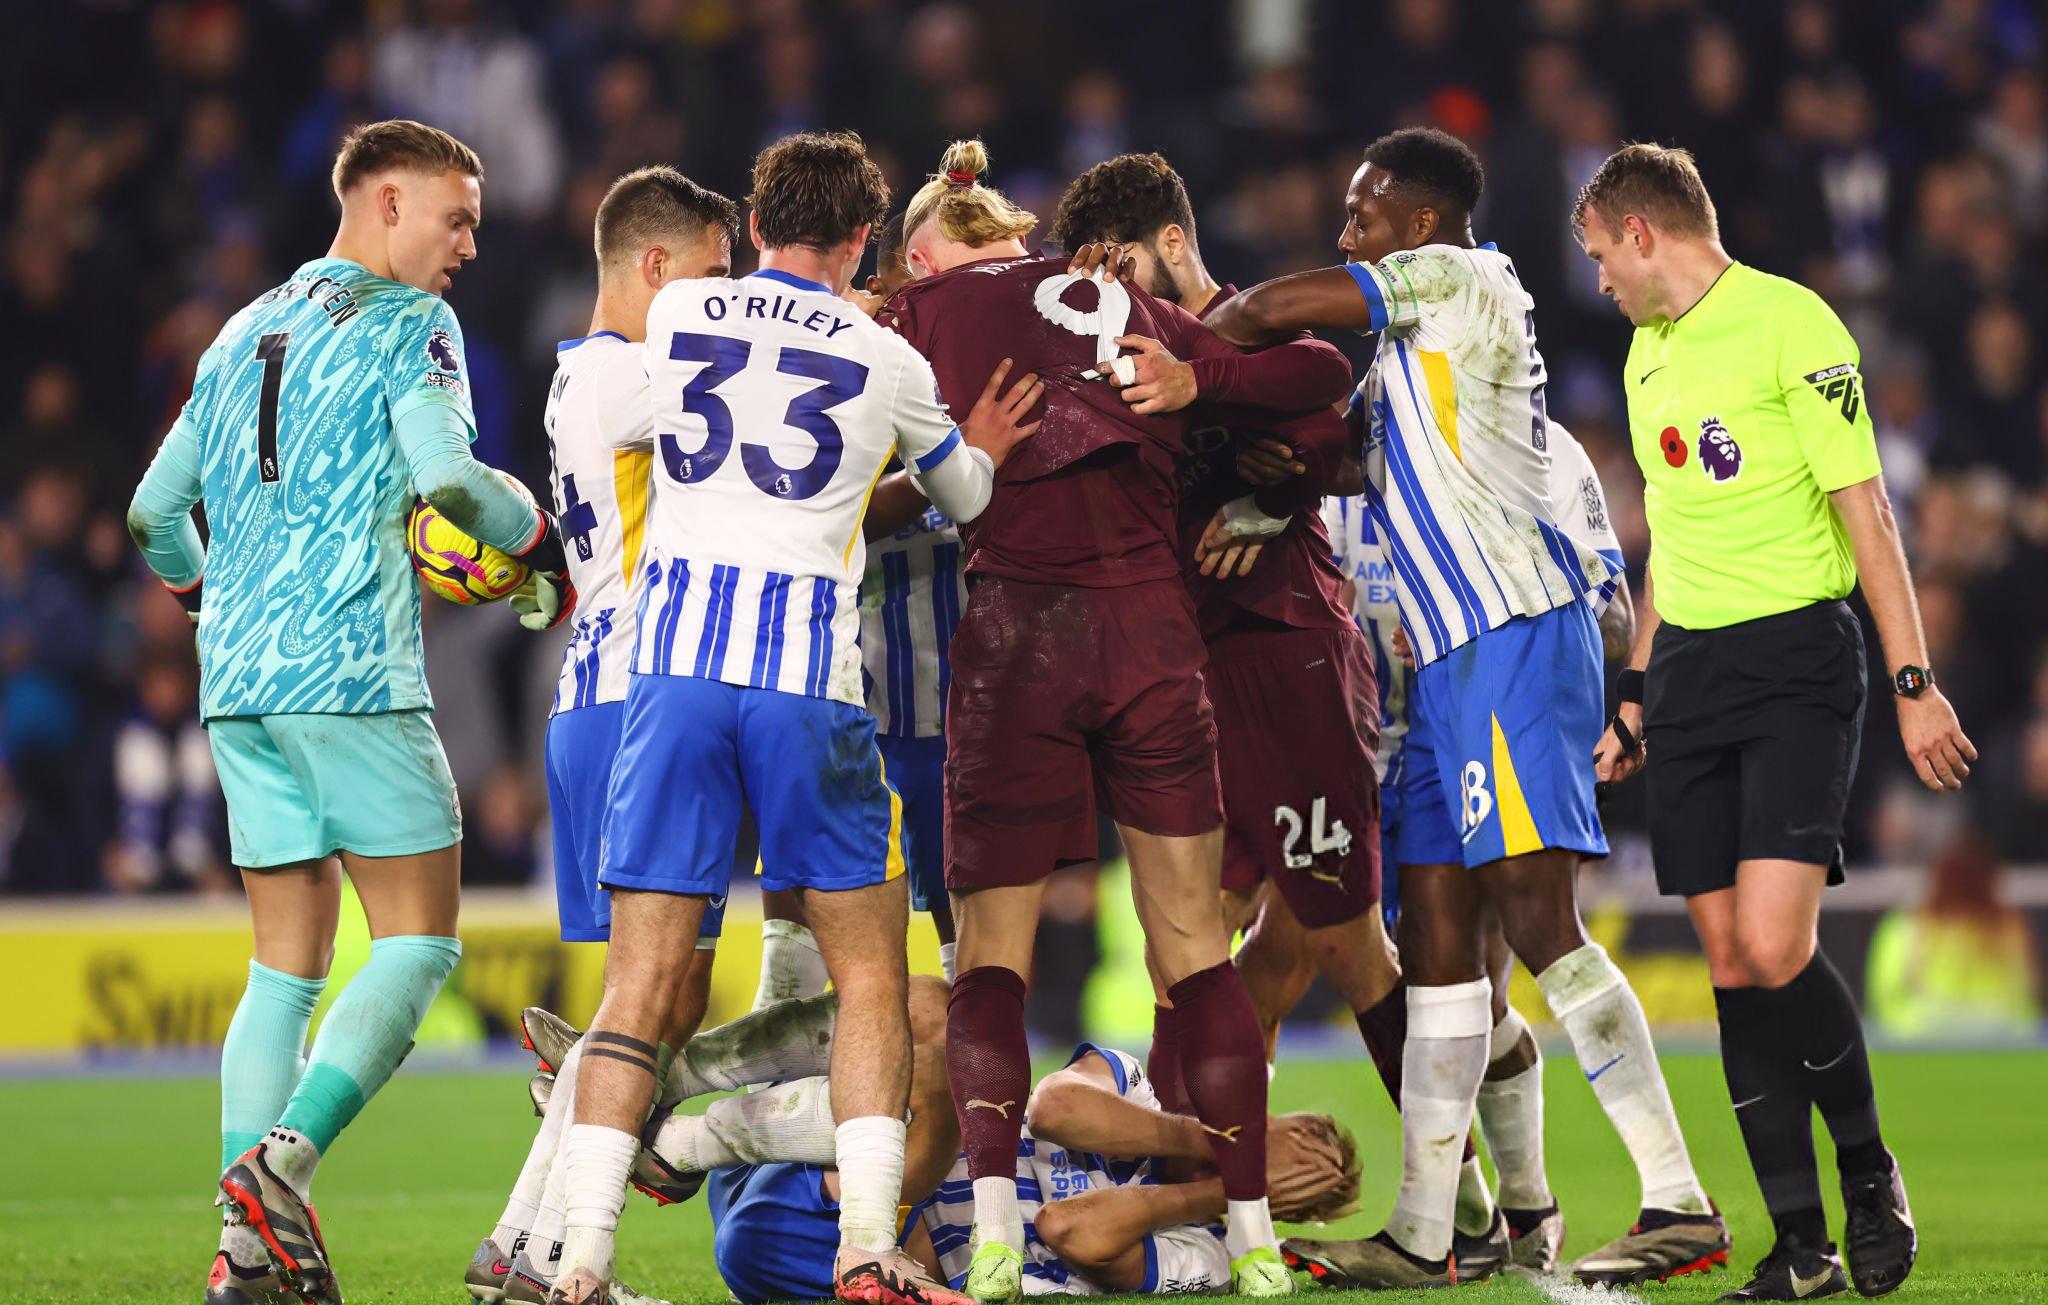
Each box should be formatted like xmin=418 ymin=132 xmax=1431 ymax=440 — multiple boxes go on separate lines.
xmin=0 ymin=889 xmax=943 ymax=1059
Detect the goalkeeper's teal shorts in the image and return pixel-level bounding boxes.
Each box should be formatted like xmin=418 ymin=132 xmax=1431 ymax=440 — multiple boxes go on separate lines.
xmin=208 ymin=710 xmax=462 ymax=869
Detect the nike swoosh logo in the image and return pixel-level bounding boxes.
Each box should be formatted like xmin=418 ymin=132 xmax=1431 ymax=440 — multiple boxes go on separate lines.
xmin=1586 ymin=1053 xmax=1624 ymax=1083
xmin=1790 ymin=1265 xmax=1833 ymax=1296
xmin=1638 ymin=365 xmax=1667 ymax=384
xmin=966 ymin=1098 xmax=1017 ymax=1118
xmin=491 ymin=1262 xmax=512 ymax=1276
xmin=1803 ymin=1043 xmax=1853 ymax=1072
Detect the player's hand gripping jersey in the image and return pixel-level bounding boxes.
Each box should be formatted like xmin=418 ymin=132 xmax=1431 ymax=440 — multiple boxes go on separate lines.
xmin=880 ymin=254 xmax=1341 ymax=587
xmin=634 ymin=269 xmax=992 ymax=704
xmin=1347 ymin=244 xmax=1619 ymax=665
xmin=1177 ymin=284 xmax=1355 ymax=638
xmin=544 ymin=330 xmax=656 ymax=715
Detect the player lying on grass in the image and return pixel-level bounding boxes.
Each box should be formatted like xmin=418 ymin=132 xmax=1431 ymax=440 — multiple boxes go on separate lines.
xmin=514 ymin=978 xmax=1360 ymax=1302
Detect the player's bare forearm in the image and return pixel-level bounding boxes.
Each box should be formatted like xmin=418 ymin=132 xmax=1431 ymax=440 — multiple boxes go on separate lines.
xmin=1595 ymin=566 xmax=1657 ymax=785
xmin=1625 ymin=564 xmax=1660 ymax=672
xmin=1036 ymin=1181 xmax=1226 ymax=1290
xmin=1024 ymin=1077 xmax=1209 ymax=1162
xmin=863 ymin=472 xmax=931 ymax=541
xmin=1832 ymin=474 xmax=1977 ymax=788
xmin=1204 ymin=266 xmax=1378 ymax=348
xmin=1601 ymin=575 xmax=1637 ymax=662
xmin=1831 ymin=476 xmax=1928 ymax=674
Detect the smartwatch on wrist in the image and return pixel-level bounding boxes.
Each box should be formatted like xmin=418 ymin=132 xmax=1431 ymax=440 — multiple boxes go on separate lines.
xmin=1892 ymin=665 xmax=1934 ymax=699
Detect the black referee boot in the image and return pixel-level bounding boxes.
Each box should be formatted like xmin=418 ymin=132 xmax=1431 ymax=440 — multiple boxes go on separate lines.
xmin=1719 ymin=1235 xmax=1847 ymax=1301
xmin=1841 ymin=1150 xmax=1916 ymax=1296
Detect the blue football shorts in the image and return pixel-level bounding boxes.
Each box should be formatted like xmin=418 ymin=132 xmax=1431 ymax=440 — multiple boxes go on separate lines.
xmin=876 ymin=731 xmax=947 ymax=914
xmin=545 ymin=701 xmax=725 ymax=945
xmin=600 ymin=675 xmax=905 ymax=899
xmin=1410 ymin=601 xmax=1608 ymax=869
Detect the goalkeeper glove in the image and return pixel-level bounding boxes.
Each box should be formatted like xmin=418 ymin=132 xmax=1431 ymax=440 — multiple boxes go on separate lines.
xmin=509 ymin=507 xmax=577 ymax=632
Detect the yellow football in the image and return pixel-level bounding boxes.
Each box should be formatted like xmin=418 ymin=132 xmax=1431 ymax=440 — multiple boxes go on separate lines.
xmin=407 ymin=475 xmax=534 ymax=605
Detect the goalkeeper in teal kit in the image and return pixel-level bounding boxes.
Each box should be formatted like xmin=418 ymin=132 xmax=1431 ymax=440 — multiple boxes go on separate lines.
xmin=125 ymin=120 xmax=573 ymax=1305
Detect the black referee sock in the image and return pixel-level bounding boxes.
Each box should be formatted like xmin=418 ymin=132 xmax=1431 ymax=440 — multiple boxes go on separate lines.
xmin=1714 ymin=984 xmax=1827 ymax=1247
xmin=1773 ymin=950 xmax=1889 ymax=1180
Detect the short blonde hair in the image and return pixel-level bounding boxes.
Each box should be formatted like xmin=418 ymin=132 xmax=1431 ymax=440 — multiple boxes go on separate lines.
xmin=331 ymin=119 xmax=482 ymax=200
xmin=1572 ymin=142 xmax=1718 ymax=243
xmin=902 ymin=140 xmax=1036 ymax=249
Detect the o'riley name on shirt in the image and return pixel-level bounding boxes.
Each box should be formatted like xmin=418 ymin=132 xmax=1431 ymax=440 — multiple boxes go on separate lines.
xmin=703 ymin=290 xmax=855 ymax=338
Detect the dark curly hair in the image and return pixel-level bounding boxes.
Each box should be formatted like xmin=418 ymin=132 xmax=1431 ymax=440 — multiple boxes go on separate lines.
xmin=1361 ymin=127 xmax=1484 ymax=216
xmin=1049 ymin=152 xmax=1196 ymax=253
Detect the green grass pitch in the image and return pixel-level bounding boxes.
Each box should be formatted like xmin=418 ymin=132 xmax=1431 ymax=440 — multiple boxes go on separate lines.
xmin=3 ymin=1050 xmax=2043 ymax=1303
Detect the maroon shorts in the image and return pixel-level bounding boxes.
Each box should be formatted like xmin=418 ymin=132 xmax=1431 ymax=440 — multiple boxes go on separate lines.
xmin=1208 ymin=624 xmax=1381 ymax=925
xmin=945 ymin=575 xmax=1221 ymax=891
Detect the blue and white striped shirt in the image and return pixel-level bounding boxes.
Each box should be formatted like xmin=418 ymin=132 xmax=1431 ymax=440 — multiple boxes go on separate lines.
xmin=860 ymin=505 xmax=966 ymax=737
xmin=1346 ymin=244 xmax=1620 ymax=666
xmin=631 ymin=269 xmax=970 ymax=706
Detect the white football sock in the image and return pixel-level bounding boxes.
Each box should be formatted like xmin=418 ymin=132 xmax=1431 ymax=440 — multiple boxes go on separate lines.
xmin=1475 ymin=1007 xmax=1553 ymax=1211
xmin=939 ymin=941 xmax=958 ymax=984
xmin=664 ymin=992 xmax=838 ymax=1101
xmin=754 ymin=919 xmax=830 ymax=1011
xmin=1225 ymin=1197 xmax=1279 ymax=1258
xmin=1384 ymin=979 xmax=1491 ymax=1263
xmin=1537 ymin=944 xmax=1708 ymax=1215
xmin=496 ymin=1045 xmax=580 ymax=1243
xmin=648 ymin=1075 xmax=839 ymax=1169
xmin=971 ymin=1175 xmax=1024 ymax=1254
xmin=558 ymin=1122 xmax=638 ymax=1283
xmin=263 ymin=1127 xmax=320 ymax=1200
xmin=834 ymin=1115 xmax=908 ymax=1253
xmin=1454 ymin=1153 xmax=1496 ymax=1236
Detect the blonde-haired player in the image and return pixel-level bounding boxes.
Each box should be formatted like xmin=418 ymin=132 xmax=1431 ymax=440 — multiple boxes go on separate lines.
xmin=126 ymin=119 xmax=575 ymax=1305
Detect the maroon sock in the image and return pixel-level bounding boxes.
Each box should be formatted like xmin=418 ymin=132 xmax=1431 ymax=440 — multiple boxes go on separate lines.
xmin=947 ymin=965 xmax=1031 ymax=1180
xmin=1147 ymin=1005 xmax=1193 ymax=1116
xmin=1168 ymin=961 xmax=1269 ymax=1202
xmin=1354 ymin=980 xmax=1408 ymax=1109
xmin=1356 ymin=980 xmax=1474 ymax=1161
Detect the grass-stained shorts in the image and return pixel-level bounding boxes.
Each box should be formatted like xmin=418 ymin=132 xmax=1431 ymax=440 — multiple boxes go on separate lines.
xmin=208 ymin=709 xmax=461 ymax=869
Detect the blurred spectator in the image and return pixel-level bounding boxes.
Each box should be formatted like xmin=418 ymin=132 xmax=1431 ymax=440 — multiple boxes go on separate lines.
xmin=2 ymin=0 xmax=2047 ymax=907
xmin=1867 ymin=838 xmax=2042 ymax=1042
xmin=106 ymin=655 xmax=229 ymax=896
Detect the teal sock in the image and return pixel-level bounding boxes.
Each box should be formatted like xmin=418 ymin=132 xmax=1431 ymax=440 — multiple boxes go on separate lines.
xmin=276 ymin=935 xmax=461 ymax=1153
xmin=221 ymin=961 xmax=325 ymax=1171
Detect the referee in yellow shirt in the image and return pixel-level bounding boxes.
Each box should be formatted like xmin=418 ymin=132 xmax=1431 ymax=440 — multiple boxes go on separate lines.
xmin=1574 ymin=144 xmax=1975 ymax=1303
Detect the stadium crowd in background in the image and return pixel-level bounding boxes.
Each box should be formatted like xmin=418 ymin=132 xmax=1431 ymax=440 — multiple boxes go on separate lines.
xmin=3 ymin=0 xmax=2045 ymax=984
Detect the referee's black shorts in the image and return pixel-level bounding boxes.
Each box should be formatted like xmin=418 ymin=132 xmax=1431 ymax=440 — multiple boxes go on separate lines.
xmin=1643 ymin=599 xmax=1866 ymax=898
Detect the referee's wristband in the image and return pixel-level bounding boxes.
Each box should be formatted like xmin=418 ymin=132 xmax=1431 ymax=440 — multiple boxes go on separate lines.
xmin=1617 ymin=668 xmax=1645 ymax=706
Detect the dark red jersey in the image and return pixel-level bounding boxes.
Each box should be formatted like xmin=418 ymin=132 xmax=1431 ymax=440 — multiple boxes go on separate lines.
xmin=1178 ymin=285 xmax=1355 ymax=638
xmin=880 ymin=254 xmax=1348 ymax=589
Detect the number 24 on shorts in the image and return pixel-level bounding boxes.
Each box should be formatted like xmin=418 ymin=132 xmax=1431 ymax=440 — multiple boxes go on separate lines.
xmin=1274 ymin=796 xmax=1352 ymax=871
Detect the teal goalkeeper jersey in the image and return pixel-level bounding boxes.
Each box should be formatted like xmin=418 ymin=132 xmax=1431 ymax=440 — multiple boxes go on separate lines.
xmin=178 ymin=257 xmax=477 ymax=719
